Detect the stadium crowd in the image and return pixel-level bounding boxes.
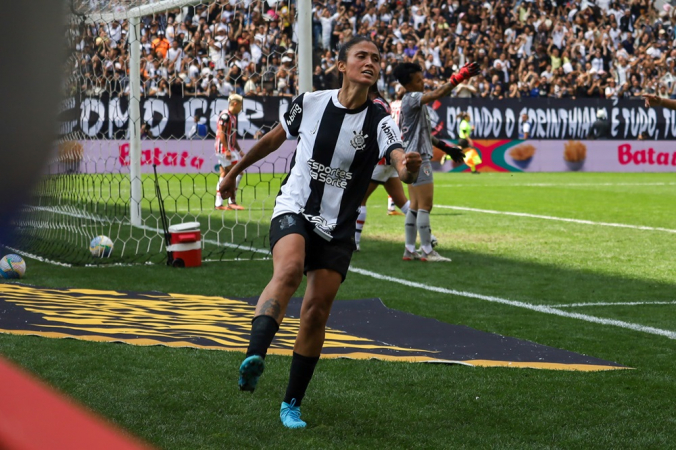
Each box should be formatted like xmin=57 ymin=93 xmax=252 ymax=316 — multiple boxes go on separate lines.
xmin=73 ymin=0 xmax=676 ymax=101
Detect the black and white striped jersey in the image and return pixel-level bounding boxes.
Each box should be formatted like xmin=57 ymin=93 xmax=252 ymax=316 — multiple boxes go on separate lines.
xmin=275 ymin=89 xmax=404 ymax=244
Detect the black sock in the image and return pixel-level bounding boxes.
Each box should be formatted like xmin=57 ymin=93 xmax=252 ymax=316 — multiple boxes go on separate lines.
xmin=246 ymin=315 xmax=279 ymax=358
xmin=283 ymin=352 xmax=319 ymax=406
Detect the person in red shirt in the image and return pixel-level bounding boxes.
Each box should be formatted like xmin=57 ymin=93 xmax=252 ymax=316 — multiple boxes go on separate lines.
xmin=215 ymin=94 xmax=245 ymax=210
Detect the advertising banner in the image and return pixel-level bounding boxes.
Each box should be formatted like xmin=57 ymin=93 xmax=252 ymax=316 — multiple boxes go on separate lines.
xmin=441 ymin=139 xmax=676 ymax=173
xmin=56 ymin=139 xmax=296 ymax=174
xmin=59 ymin=94 xmax=676 ymax=141
xmin=57 ymin=138 xmax=676 ymax=174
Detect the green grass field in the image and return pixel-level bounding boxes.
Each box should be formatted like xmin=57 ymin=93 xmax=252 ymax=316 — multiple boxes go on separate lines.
xmin=1 ymin=172 xmax=675 ymax=449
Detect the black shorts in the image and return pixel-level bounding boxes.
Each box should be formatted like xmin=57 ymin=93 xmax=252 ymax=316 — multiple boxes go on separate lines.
xmin=269 ymin=213 xmax=354 ymax=282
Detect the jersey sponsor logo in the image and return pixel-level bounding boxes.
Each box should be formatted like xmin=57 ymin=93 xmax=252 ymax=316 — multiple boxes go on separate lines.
xmin=286 ymin=103 xmax=302 ymax=126
xmin=350 ymin=130 xmax=369 ymax=151
xmin=307 ymin=158 xmax=353 ymax=189
xmin=380 ymin=122 xmax=398 ymax=146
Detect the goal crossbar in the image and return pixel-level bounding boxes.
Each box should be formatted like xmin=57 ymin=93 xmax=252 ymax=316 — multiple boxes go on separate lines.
xmin=73 ymin=0 xmax=204 ymax=22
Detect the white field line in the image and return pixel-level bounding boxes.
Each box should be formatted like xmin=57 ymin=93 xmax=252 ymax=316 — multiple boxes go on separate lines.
xmin=348 ymin=267 xmax=676 ymax=340
xmin=433 ymin=205 xmax=676 ymax=234
xmin=551 ymin=301 xmax=676 ymax=308
xmin=24 ymin=206 xmax=271 ymax=256
xmin=436 ymin=182 xmax=676 ymax=188
xmin=31 ymin=203 xmax=273 ymax=217
xmin=19 ymin=208 xmax=676 ymax=340
xmin=3 ymin=246 xmax=73 ymax=267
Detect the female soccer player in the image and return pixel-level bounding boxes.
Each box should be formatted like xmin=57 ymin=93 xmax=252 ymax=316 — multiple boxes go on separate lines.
xmin=393 ymin=62 xmax=479 ymax=262
xmin=219 ymin=36 xmax=421 ymax=429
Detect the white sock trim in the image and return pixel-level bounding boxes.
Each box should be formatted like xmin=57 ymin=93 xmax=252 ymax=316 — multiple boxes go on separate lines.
xmin=215 ymin=176 xmax=224 ymax=207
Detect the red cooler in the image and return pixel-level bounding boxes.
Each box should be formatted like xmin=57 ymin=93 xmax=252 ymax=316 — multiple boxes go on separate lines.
xmin=168 ymin=222 xmax=202 ymax=267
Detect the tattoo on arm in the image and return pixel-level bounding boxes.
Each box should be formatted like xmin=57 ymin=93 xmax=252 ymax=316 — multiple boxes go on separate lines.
xmin=260 ymin=298 xmax=282 ymax=319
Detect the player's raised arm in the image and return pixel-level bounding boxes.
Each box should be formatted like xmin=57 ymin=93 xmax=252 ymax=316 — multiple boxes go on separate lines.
xmin=219 ymin=124 xmax=286 ymax=201
xmin=420 ymin=62 xmax=480 ymax=105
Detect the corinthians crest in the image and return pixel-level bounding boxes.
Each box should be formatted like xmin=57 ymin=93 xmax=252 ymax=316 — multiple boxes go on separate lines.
xmin=350 ymin=130 xmax=368 ymax=151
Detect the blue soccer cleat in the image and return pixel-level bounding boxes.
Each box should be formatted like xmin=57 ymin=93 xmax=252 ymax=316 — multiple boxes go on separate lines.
xmin=280 ymin=399 xmax=306 ymax=429
xmin=238 ymin=355 xmax=265 ymax=392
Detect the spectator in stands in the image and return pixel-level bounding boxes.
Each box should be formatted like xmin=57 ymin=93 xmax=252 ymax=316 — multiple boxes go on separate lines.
xmin=605 ymin=77 xmax=620 ymax=99
xmin=188 ymin=113 xmax=208 ymax=139
xmin=312 ymin=65 xmax=326 ymax=91
xmin=317 ymin=6 xmax=341 ymax=50
xmin=152 ymin=31 xmax=170 ymax=59
xmin=519 ymin=113 xmax=531 ymax=140
xmin=244 ymin=73 xmax=261 ymax=96
xmin=166 ymin=40 xmax=184 ymax=72
xmin=71 ymin=0 xmax=676 ymax=105
xmin=149 ymin=78 xmax=170 ymax=97
xmin=218 ymin=68 xmax=235 ymax=97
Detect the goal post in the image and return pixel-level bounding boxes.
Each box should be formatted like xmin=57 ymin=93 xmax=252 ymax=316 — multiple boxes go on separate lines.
xmin=73 ymin=0 xmax=312 ymax=229
xmin=7 ymin=0 xmax=313 ymax=266
xmin=129 ymin=15 xmax=142 ymax=227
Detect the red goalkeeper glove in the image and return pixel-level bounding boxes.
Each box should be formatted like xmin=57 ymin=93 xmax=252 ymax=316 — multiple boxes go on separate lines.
xmin=437 ymin=140 xmax=465 ymax=163
xmin=449 ymin=62 xmax=480 ymax=86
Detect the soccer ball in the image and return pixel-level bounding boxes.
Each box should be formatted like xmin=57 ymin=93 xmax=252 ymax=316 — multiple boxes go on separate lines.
xmin=0 ymin=254 xmax=26 ymax=279
xmin=90 ymin=235 xmax=114 ymax=257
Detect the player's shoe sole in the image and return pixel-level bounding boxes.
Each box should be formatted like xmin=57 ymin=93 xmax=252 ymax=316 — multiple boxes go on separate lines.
xmin=238 ymin=355 xmax=265 ymax=392
xmin=387 ymin=210 xmax=405 ymax=216
xmin=228 ymin=203 xmax=246 ymax=210
xmin=215 ymin=205 xmax=230 ymax=210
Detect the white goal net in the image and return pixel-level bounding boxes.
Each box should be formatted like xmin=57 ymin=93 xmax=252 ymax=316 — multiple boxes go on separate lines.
xmin=11 ymin=0 xmax=306 ymax=266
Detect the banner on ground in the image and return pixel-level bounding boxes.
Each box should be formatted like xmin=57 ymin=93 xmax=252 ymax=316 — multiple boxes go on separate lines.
xmin=59 ymin=95 xmax=676 ymax=141
xmin=0 ymin=284 xmax=627 ymax=371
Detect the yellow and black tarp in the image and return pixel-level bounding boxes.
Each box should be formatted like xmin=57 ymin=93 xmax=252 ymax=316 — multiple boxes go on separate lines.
xmin=0 ymin=284 xmax=628 ymax=371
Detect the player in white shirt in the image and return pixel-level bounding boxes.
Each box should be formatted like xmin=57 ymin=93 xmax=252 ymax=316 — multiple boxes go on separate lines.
xmin=219 ymin=36 xmax=421 ymax=429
